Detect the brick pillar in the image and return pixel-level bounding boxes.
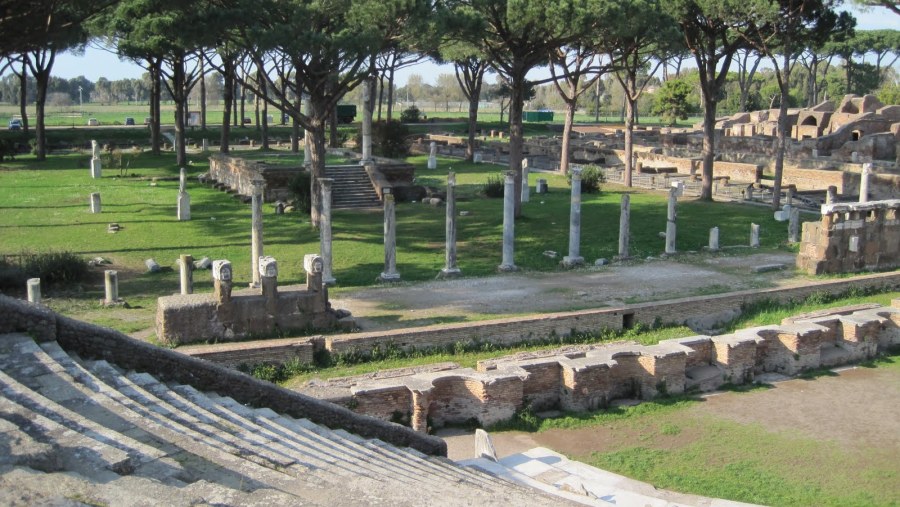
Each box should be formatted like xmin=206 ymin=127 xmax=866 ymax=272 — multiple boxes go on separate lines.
xmin=410 ymin=390 xmax=430 ymax=433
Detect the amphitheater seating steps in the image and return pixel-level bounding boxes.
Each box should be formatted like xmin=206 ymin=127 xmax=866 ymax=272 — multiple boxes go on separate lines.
xmin=0 ymin=332 xmax=569 ymax=506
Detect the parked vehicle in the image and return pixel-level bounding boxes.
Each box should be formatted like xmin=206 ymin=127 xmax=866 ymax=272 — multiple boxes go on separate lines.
xmin=7 ymin=119 xmax=22 ymax=131
xmin=124 ymin=117 xmax=135 ymax=126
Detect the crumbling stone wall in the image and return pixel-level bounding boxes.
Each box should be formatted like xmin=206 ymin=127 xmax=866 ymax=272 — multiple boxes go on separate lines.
xmin=797 ymin=200 xmax=900 ymax=275
xmin=341 ymin=302 xmax=900 ymax=431
xmin=208 ymin=154 xmax=303 ymax=201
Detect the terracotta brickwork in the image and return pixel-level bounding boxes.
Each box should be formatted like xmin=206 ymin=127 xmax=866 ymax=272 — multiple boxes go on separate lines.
xmin=797 ymin=200 xmax=900 ymax=275
xmin=333 ymin=304 xmax=900 ymax=431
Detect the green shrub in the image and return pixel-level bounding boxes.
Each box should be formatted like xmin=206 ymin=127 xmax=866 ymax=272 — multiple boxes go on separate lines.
xmin=400 ymin=106 xmax=421 ymax=123
xmin=569 ymin=165 xmax=605 ymax=194
xmin=0 ymin=251 xmax=90 ymax=292
xmin=482 ymin=173 xmax=504 ymax=198
xmin=287 ymin=171 xmax=312 ymax=215
xmin=372 ymin=120 xmax=410 ymax=158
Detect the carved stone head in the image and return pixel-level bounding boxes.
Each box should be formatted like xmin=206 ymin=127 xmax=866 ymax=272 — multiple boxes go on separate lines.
xmin=258 ymin=256 xmax=278 ymax=278
xmin=212 ymin=260 xmax=232 ymax=282
xmin=304 ymin=254 xmax=324 ymax=274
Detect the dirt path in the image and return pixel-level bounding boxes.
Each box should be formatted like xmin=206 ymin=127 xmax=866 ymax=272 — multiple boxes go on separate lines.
xmin=330 ymin=251 xmax=799 ymax=332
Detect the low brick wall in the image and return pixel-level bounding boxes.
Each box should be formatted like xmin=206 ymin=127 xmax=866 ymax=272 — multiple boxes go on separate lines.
xmin=0 ymin=294 xmax=447 ymax=456
xmin=208 ymin=153 xmax=303 ymax=202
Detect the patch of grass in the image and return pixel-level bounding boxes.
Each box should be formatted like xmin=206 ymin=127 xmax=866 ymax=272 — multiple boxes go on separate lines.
xmin=727 ymin=289 xmax=900 ymax=331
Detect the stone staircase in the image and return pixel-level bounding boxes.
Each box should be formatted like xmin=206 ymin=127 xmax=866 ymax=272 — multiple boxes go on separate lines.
xmin=324 ymin=165 xmax=381 ymax=209
xmin=0 ymin=332 xmax=571 ymax=506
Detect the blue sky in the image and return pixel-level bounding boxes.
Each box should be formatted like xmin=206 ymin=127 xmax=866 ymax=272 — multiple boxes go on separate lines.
xmin=44 ymin=4 xmax=899 ymax=86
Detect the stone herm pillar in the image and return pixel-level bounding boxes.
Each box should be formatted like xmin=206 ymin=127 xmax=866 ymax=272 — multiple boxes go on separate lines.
xmin=562 ymin=167 xmax=584 ymax=268
xmin=90 ymin=140 xmax=102 ymax=179
xmin=439 ymin=172 xmax=461 ymax=279
xmin=319 ymin=178 xmax=336 ymax=286
xmin=520 ymin=158 xmax=530 ymax=203
xmin=90 ymin=192 xmax=101 ymax=214
xmin=104 ymin=270 xmax=119 ymax=304
xmin=304 ymin=254 xmax=324 ymax=292
xmin=618 ymin=194 xmax=630 ymax=259
xmin=212 ymin=260 xmax=233 ymax=304
xmin=26 ymin=278 xmax=41 ymax=304
xmin=250 ymin=179 xmax=265 ymax=287
xmin=826 ymin=186 xmax=837 ymax=204
xmin=258 ymin=256 xmax=278 ymax=313
xmin=788 ymin=208 xmax=800 ymax=243
xmin=378 ymin=190 xmax=401 ymax=282
xmin=498 ymin=171 xmax=518 ymax=272
xmin=750 ymin=223 xmax=760 ymax=248
xmin=178 ymin=254 xmax=193 ymax=295
xmin=859 ymin=163 xmax=871 ymax=203
xmin=709 ymin=227 xmax=719 ymax=251
xmin=665 ymin=187 xmax=677 ymax=255
xmin=427 ymin=142 xmax=437 ymax=169
xmin=361 ymin=77 xmax=374 ymax=164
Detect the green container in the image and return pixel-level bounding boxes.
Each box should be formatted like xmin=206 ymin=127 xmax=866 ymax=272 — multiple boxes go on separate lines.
xmin=336 ymin=104 xmax=357 ymax=123
xmin=523 ymin=111 xmax=554 ymax=122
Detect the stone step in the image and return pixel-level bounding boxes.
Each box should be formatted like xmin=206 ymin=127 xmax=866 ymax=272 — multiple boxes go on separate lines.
xmin=85 ymin=360 xmax=303 ymax=473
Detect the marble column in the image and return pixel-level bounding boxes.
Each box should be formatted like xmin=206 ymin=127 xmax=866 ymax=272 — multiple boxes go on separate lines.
xmin=104 ymin=270 xmax=119 ymax=304
xmin=201 ymin=138 xmax=209 ymax=152
xmin=177 ymin=167 xmax=191 ymax=221
xmin=750 ymin=223 xmax=760 ymax=248
xmin=90 ymin=140 xmax=102 ymax=178
xmin=859 ymin=163 xmax=871 ymax=203
xmin=498 ymin=171 xmax=518 ymax=272
xmin=378 ymin=190 xmax=401 ymax=282
xmin=709 ymin=227 xmax=719 ymax=251
xmin=665 ymin=187 xmax=677 ymax=255
xmin=319 ymin=178 xmax=336 ymax=285
xmin=212 ymin=260 xmax=233 ymax=304
xmin=427 ymin=142 xmax=437 ymax=169
xmin=179 ymin=254 xmax=193 ymax=295
xmin=27 ymin=278 xmax=41 ymax=304
xmin=618 ymin=194 xmax=630 ymax=259
xmin=520 ymin=158 xmax=530 ymax=203
xmin=439 ymin=172 xmax=461 ymax=278
xmin=788 ymin=208 xmax=800 ymax=243
xmin=250 ymin=179 xmax=264 ymax=287
xmin=563 ymin=167 xmax=584 ymax=268
xmin=90 ymin=192 xmax=101 ymax=213
xmin=826 ymin=186 xmax=837 ymax=204
xmin=361 ymin=77 xmax=374 ymax=164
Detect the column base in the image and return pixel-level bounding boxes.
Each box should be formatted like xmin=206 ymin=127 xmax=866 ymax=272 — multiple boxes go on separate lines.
xmin=497 ymin=263 xmax=518 ymax=272
xmin=377 ymin=272 xmax=401 ymax=283
xmin=561 ymin=256 xmax=584 ymax=268
xmin=437 ymin=267 xmax=461 ymax=279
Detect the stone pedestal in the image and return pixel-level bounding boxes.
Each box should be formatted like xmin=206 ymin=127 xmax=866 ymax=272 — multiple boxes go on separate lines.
xmin=618 ymin=194 xmax=630 ymax=259
xmin=90 ymin=192 xmax=101 ymax=214
xmin=104 ymin=270 xmax=119 ymax=304
xmin=665 ymin=187 xmax=677 ymax=255
xmin=319 ymin=178 xmax=336 ymax=286
xmin=709 ymin=227 xmax=719 ymax=251
xmin=212 ymin=260 xmax=233 ymax=304
xmin=860 ymin=163 xmax=871 ymax=203
xmin=378 ymin=191 xmax=401 ymax=282
xmin=250 ymin=180 xmax=264 ymax=287
xmin=750 ymin=223 xmax=760 ymax=248
xmin=26 ymin=278 xmax=41 ymax=304
xmin=536 ymin=179 xmax=548 ymax=194
xmin=498 ymin=171 xmax=518 ymax=272
xmin=562 ymin=167 xmax=584 ymax=268
xmin=788 ymin=208 xmax=800 ymax=243
xmin=439 ymin=172 xmax=461 ymax=279
xmin=826 ymin=186 xmax=837 ymax=204
xmin=201 ymin=138 xmax=209 ymax=151
xmin=179 ymin=254 xmax=193 ymax=295
xmin=520 ymin=158 xmax=530 ymax=203
xmin=427 ymin=142 xmax=437 ymax=169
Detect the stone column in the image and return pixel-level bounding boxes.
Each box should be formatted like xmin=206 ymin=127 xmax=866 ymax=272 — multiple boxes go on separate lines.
xmin=826 ymin=186 xmax=837 ymax=204
xmin=90 ymin=140 xmax=102 ymax=178
xmin=665 ymin=187 xmax=677 ymax=255
xmin=319 ymin=178 xmax=336 ymax=286
xmin=258 ymin=256 xmax=278 ymax=313
xmin=859 ymin=163 xmax=871 ymax=203
xmin=212 ymin=260 xmax=233 ymax=304
xmin=520 ymin=158 xmax=530 ymax=203
xmin=427 ymin=142 xmax=437 ymax=169
xmin=361 ymin=77 xmax=374 ymax=164
xmin=618 ymin=194 xmax=630 ymax=259
xmin=303 ymin=100 xmax=313 ymax=168
xmin=202 ymin=138 xmax=209 ymax=152
xmin=104 ymin=270 xmax=119 ymax=304
xmin=177 ymin=167 xmax=191 ymax=221
xmin=378 ymin=190 xmax=401 ymax=282
xmin=473 ymin=152 xmax=483 ymax=164
xmin=563 ymin=167 xmax=584 ymax=268
xmin=179 ymin=254 xmax=193 ymax=295
xmin=26 ymin=278 xmax=41 ymax=304
xmin=498 ymin=171 xmax=518 ymax=272
xmin=785 ymin=186 xmax=795 ymax=207
xmin=750 ymin=223 xmax=760 ymax=248
xmin=788 ymin=208 xmax=800 ymax=243
xmin=709 ymin=227 xmax=719 ymax=251
xmin=439 ymin=172 xmax=461 ymax=278
xmin=410 ymin=390 xmax=430 ymax=433
xmin=90 ymin=192 xmax=101 ymax=214
xmin=250 ymin=179 xmax=264 ymax=287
